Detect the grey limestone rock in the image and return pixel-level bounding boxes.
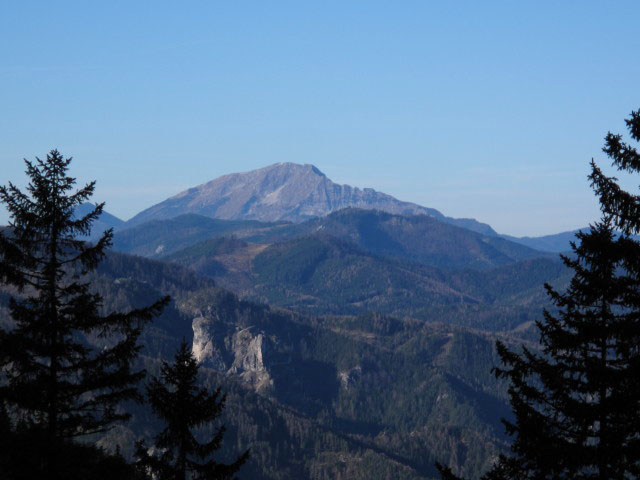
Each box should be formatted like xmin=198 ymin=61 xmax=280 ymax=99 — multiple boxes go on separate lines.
xmin=228 ymin=328 xmax=273 ymax=393
xmin=338 ymin=365 xmax=362 ymax=390
xmin=192 ymin=316 xmax=274 ymax=393
xmin=127 ymin=163 xmax=496 ymax=235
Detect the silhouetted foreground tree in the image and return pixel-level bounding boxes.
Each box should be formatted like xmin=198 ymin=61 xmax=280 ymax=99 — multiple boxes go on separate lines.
xmin=591 ymin=109 xmax=640 ymax=235
xmin=0 ymin=150 xmax=169 ymax=479
xmin=437 ymin=109 xmax=640 ymax=479
xmin=135 ymin=340 xmax=249 ymax=480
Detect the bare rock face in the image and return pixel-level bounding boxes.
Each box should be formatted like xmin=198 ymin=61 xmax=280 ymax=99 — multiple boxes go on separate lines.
xmin=126 ymin=162 xmax=496 ymax=235
xmin=228 ymin=328 xmax=273 ymax=392
xmin=192 ymin=316 xmax=227 ymax=371
xmin=338 ymin=366 xmax=362 ymax=390
xmin=192 ymin=316 xmax=274 ymax=393
xmin=128 ymin=163 xmax=442 ymax=225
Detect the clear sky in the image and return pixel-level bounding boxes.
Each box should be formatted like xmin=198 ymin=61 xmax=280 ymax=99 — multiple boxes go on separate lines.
xmin=1 ymin=1 xmax=638 ymax=236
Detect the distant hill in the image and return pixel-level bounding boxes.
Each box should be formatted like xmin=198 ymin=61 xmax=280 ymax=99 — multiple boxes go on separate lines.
xmin=115 ymin=209 xmax=548 ymax=271
xmin=74 ymin=202 xmax=124 ymax=240
xmin=503 ymin=228 xmax=640 ymax=253
xmin=164 ymin=231 xmax=570 ymax=330
xmin=167 ymin=234 xmax=474 ymax=313
xmin=235 ymin=208 xmax=551 ymax=271
xmin=283 ymin=209 xmax=549 ymax=270
xmin=112 ymin=213 xmax=280 ymax=257
xmin=248 ymin=235 xmax=567 ymax=324
xmin=501 ymin=229 xmax=584 ymax=252
xmin=125 ymin=162 xmax=496 ymax=235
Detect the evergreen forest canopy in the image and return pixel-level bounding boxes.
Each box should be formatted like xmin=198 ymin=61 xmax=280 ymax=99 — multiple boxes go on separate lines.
xmin=0 ymin=108 xmax=639 ymax=479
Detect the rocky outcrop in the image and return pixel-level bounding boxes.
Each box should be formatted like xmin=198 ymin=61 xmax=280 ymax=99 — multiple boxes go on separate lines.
xmin=228 ymin=329 xmax=273 ymax=392
xmin=192 ymin=316 xmax=227 ymax=371
xmin=338 ymin=366 xmax=362 ymax=390
xmin=192 ymin=316 xmax=274 ymax=393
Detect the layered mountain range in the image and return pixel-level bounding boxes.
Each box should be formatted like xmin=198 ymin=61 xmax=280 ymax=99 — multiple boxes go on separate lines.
xmin=1 ymin=163 xmax=584 ymax=478
xmin=85 ymin=162 xmax=585 ymax=252
xmin=111 ymin=208 xmax=568 ymax=332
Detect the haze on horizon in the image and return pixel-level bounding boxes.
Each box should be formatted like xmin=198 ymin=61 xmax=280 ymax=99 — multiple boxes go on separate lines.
xmin=1 ymin=1 xmax=638 ymax=237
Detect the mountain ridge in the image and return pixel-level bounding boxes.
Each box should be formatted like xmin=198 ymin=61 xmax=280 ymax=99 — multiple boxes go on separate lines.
xmin=125 ymin=163 xmax=497 ymax=235
xmin=114 ymin=208 xmax=551 ymax=271
xmin=73 ymin=202 xmax=125 ymax=240
xmin=163 ymin=230 xmax=569 ymax=329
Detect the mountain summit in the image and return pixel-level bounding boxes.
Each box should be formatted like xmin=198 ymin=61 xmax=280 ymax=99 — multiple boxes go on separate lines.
xmin=127 ymin=162 xmax=495 ymax=234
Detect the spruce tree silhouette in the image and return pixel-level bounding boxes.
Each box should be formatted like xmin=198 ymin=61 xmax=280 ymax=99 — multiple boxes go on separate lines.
xmin=0 ymin=150 xmax=169 ymax=479
xmin=437 ymin=109 xmax=640 ymax=479
xmin=135 ymin=340 xmax=249 ymax=480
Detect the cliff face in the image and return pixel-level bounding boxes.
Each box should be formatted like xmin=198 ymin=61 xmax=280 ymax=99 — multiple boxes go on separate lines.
xmin=192 ymin=316 xmax=274 ymax=393
xmin=126 ymin=163 xmax=496 ymax=235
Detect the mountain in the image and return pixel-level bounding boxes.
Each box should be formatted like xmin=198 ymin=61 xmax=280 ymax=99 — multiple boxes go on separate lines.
xmin=164 ymin=232 xmax=569 ymax=330
xmin=74 ymin=202 xmax=125 ymax=240
xmin=501 ymin=229 xmax=583 ymax=252
xmin=278 ymin=209 xmax=549 ymax=270
xmin=115 ymin=209 xmax=548 ymax=271
xmin=114 ymin=208 xmax=563 ymax=328
xmin=125 ymin=163 xmax=496 ymax=235
xmin=503 ymin=228 xmax=640 ymax=253
xmin=111 ymin=213 xmax=280 ymax=257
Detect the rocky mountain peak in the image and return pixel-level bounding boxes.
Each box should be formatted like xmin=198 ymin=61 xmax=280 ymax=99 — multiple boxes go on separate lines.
xmin=126 ymin=162 xmax=496 ymax=235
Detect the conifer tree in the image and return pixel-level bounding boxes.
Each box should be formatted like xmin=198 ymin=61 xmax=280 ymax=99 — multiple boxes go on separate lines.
xmin=135 ymin=340 xmax=249 ymax=480
xmin=0 ymin=150 xmax=169 ymax=477
xmin=437 ymin=109 xmax=640 ymax=479
xmin=590 ymin=109 xmax=640 ymax=235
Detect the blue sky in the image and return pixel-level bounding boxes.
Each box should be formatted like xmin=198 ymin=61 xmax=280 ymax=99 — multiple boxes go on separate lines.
xmin=1 ymin=1 xmax=638 ymax=236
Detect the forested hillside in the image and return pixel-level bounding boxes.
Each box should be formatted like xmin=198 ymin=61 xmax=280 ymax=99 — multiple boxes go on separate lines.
xmin=160 ymin=231 xmax=569 ymax=332
xmin=114 ymin=209 xmax=549 ymax=270
xmin=0 ymin=250 xmax=520 ymax=478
